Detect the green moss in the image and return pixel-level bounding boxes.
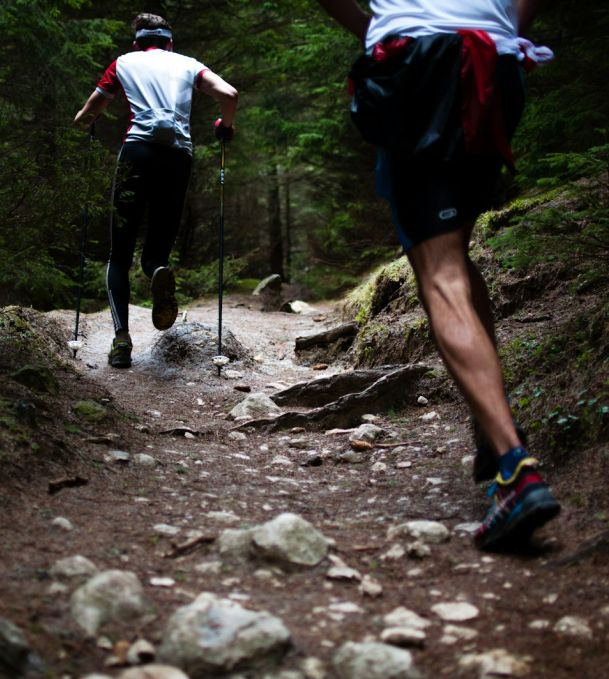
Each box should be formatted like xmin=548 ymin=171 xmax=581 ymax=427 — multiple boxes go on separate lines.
xmin=73 ymin=400 xmax=107 ymax=423
xmin=10 ymin=364 xmax=59 ymax=395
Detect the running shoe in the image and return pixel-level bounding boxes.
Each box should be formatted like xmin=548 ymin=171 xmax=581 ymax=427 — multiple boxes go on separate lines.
xmin=108 ymin=337 xmax=132 ymax=369
xmin=472 ymin=419 xmax=527 ymax=483
xmin=474 ymin=456 xmax=560 ymax=551
xmin=151 ymin=266 xmax=178 ymax=331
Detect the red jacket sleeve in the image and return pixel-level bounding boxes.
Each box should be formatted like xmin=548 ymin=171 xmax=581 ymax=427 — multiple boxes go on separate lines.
xmin=96 ymin=59 xmax=121 ymax=98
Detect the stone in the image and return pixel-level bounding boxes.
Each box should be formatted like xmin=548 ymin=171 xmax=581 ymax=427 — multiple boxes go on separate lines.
xmin=349 ymin=424 xmax=384 ymax=443
xmin=528 ymin=620 xmax=551 ymax=630
xmin=50 ymin=555 xmax=98 ymax=583
xmin=70 ymin=570 xmax=146 ymax=636
xmin=153 ymin=524 xmax=181 ymax=536
xmin=118 ymin=666 xmax=189 ymax=679
xmin=380 ymin=544 xmax=406 ymax=561
xmin=229 ymin=392 xmax=282 ymax=420
xmin=281 ymin=300 xmax=320 ymax=315
xmin=358 ymin=575 xmax=383 ymax=598
xmin=194 ymin=560 xmax=223 ymax=575
xmin=252 ymin=513 xmax=329 ymax=568
xmin=0 ymin=617 xmax=30 ymax=676
xmin=440 ymin=625 xmax=478 ymax=644
xmin=406 ymin=541 xmax=431 ymax=559
xmin=554 ymin=615 xmax=593 ymax=639
xmin=150 ymin=577 xmax=175 ymax=588
xmin=133 ymin=453 xmax=157 ymax=467
xmin=126 ymin=639 xmax=156 ymax=665
xmin=218 ymin=528 xmax=256 ymax=561
xmin=300 ymin=656 xmax=327 ymax=679
xmin=419 ymin=411 xmax=438 ymax=421
xmin=431 ymin=602 xmax=479 ymax=622
xmin=387 ymin=520 xmax=450 ymax=544
xmin=383 ymin=607 xmax=431 ymax=630
xmin=454 ymin=522 xmax=480 ymax=535
xmin=228 ymin=431 xmax=248 ymax=441
xmin=51 ymin=516 xmax=73 ymax=531
xmin=333 ymin=641 xmax=418 ymax=679
xmin=459 ymin=649 xmax=531 ymax=677
xmin=205 ymin=510 xmax=241 ymax=524
xmin=105 ymin=450 xmax=131 ymax=464
xmin=262 ymin=672 xmax=305 ymax=679
xmin=416 ymin=395 xmax=429 ymax=406
xmin=327 ymin=566 xmax=362 ymax=582
xmin=158 ymin=592 xmax=291 ymax=675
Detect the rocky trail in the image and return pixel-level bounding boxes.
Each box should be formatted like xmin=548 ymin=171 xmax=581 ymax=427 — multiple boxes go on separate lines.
xmin=1 ymin=295 xmax=609 ymax=679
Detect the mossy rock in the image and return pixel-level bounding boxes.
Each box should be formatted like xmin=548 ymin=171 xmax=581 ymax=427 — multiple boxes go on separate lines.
xmin=10 ymin=364 xmax=58 ymax=395
xmin=73 ymin=400 xmax=107 ymax=423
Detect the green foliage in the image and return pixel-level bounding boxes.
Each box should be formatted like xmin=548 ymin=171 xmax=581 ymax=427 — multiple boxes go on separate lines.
xmin=488 ymin=149 xmax=609 ymax=275
xmin=500 ymin=302 xmax=609 ymax=457
xmin=0 ymin=0 xmax=607 ymax=309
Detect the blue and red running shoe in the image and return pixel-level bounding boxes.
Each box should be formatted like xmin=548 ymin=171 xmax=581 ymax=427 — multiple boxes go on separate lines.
xmin=474 ymin=456 xmax=560 ymax=551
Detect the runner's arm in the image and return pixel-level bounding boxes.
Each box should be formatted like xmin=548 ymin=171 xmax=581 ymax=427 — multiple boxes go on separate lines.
xmin=317 ymin=0 xmax=371 ymax=43
xmin=198 ymin=70 xmax=239 ymax=128
xmin=517 ymin=0 xmax=543 ymax=36
xmin=74 ymin=90 xmax=109 ymax=128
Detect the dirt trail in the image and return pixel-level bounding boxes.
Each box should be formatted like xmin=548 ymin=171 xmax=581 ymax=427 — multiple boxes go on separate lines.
xmin=1 ymin=296 xmax=609 ymax=678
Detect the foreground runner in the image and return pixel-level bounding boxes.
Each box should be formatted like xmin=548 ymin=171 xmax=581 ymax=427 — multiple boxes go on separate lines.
xmin=74 ymin=13 xmax=238 ymax=368
xmin=318 ymin=0 xmax=560 ymax=550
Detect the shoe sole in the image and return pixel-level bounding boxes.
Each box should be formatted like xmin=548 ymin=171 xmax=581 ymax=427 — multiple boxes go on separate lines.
xmin=475 ymin=487 xmax=561 ymax=551
xmin=109 ymin=357 xmax=132 ymax=368
xmin=151 ymin=267 xmax=178 ymax=331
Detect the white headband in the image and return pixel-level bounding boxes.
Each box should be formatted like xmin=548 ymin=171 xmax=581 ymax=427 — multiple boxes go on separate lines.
xmin=135 ymin=28 xmax=173 ymax=40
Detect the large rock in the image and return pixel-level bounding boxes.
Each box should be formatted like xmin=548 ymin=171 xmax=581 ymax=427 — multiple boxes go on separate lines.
xmin=158 ymin=592 xmax=291 ymax=675
xmin=229 ymin=392 xmax=283 ymax=420
xmin=333 ymin=642 xmax=418 ymax=679
xmin=252 ymin=513 xmax=329 ymax=568
xmin=0 ymin=617 xmax=30 ymax=676
xmin=70 ymin=570 xmax=146 ymax=636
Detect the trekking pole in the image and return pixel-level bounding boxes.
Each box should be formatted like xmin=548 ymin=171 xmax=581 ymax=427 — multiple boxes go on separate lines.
xmin=68 ymin=123 xmax=95 ymax=358
xmin=212 ymin=137 xmax=230 ymax=376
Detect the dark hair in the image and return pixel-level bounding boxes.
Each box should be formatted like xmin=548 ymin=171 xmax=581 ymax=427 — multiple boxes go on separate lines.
xmin=132 ymin=13 xmax=172 ymax=49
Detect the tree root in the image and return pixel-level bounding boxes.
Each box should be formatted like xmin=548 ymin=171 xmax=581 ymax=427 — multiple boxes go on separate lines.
xmin=233 ymin=363 xmax=430 ymax=433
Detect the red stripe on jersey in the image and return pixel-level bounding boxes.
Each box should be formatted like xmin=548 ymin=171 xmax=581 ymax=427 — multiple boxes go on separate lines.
xmin=97 ymin=60 xmax=122 ymax=97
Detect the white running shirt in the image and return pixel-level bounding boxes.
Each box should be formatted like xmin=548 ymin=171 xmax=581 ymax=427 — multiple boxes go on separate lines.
xmin=97 ymin=48 xmax=207 ymax=154
xmin=366 ymin=0 xmax=520 ymax=55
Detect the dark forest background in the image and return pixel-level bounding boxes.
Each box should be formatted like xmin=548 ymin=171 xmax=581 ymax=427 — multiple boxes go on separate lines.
xmin=1 ymin=0 xmax=607 ymax=310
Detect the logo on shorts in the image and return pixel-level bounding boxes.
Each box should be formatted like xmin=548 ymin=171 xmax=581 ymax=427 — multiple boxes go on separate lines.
xmin=438 ymin=207 xmax=458 ymax=220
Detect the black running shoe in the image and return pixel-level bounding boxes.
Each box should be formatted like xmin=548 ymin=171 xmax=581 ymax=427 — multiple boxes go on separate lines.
xmin=151 ymin=266 xmax=178 ymax=331
xmin=472 ymin=420 xmax=528 ymax=483
xmin=108 ymin=337 xmax=132 ymax=368
xmin=474 ymin=456 xmax=560 ymax=551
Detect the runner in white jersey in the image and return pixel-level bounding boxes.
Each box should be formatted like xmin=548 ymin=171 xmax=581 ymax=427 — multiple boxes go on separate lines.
xmin=318 ymin=1 xmax=560 ymax=552
xmin=74 ymin=13 xmax=238 ymax=369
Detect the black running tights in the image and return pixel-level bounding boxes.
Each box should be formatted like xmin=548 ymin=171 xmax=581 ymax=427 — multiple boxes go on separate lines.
xmin=107 ymin=142 xmax=191 ymax=333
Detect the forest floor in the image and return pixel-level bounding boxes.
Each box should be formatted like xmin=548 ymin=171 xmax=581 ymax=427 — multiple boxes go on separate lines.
xmin=1 ymin=289 xmax=609 ymax=679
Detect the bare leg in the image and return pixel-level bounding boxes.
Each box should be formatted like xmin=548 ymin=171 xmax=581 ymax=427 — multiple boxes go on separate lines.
xmin=407 ymin=229 xmax=519 ymax=457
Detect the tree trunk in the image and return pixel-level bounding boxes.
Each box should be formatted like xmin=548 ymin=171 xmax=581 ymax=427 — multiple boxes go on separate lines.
xmin=267 ymin=162 xmax=284 ymax=279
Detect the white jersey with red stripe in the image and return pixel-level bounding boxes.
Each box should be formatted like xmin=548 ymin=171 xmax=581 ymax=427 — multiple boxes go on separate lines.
xmin=366 ymin=0 xmax=520 ymax=55
xmin=96 ymin=47 xmax=207 ymax=154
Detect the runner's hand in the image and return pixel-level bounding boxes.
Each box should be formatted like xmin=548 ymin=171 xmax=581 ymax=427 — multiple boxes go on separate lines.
xmin=215 ymin=118 xmax=235 ymax=142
